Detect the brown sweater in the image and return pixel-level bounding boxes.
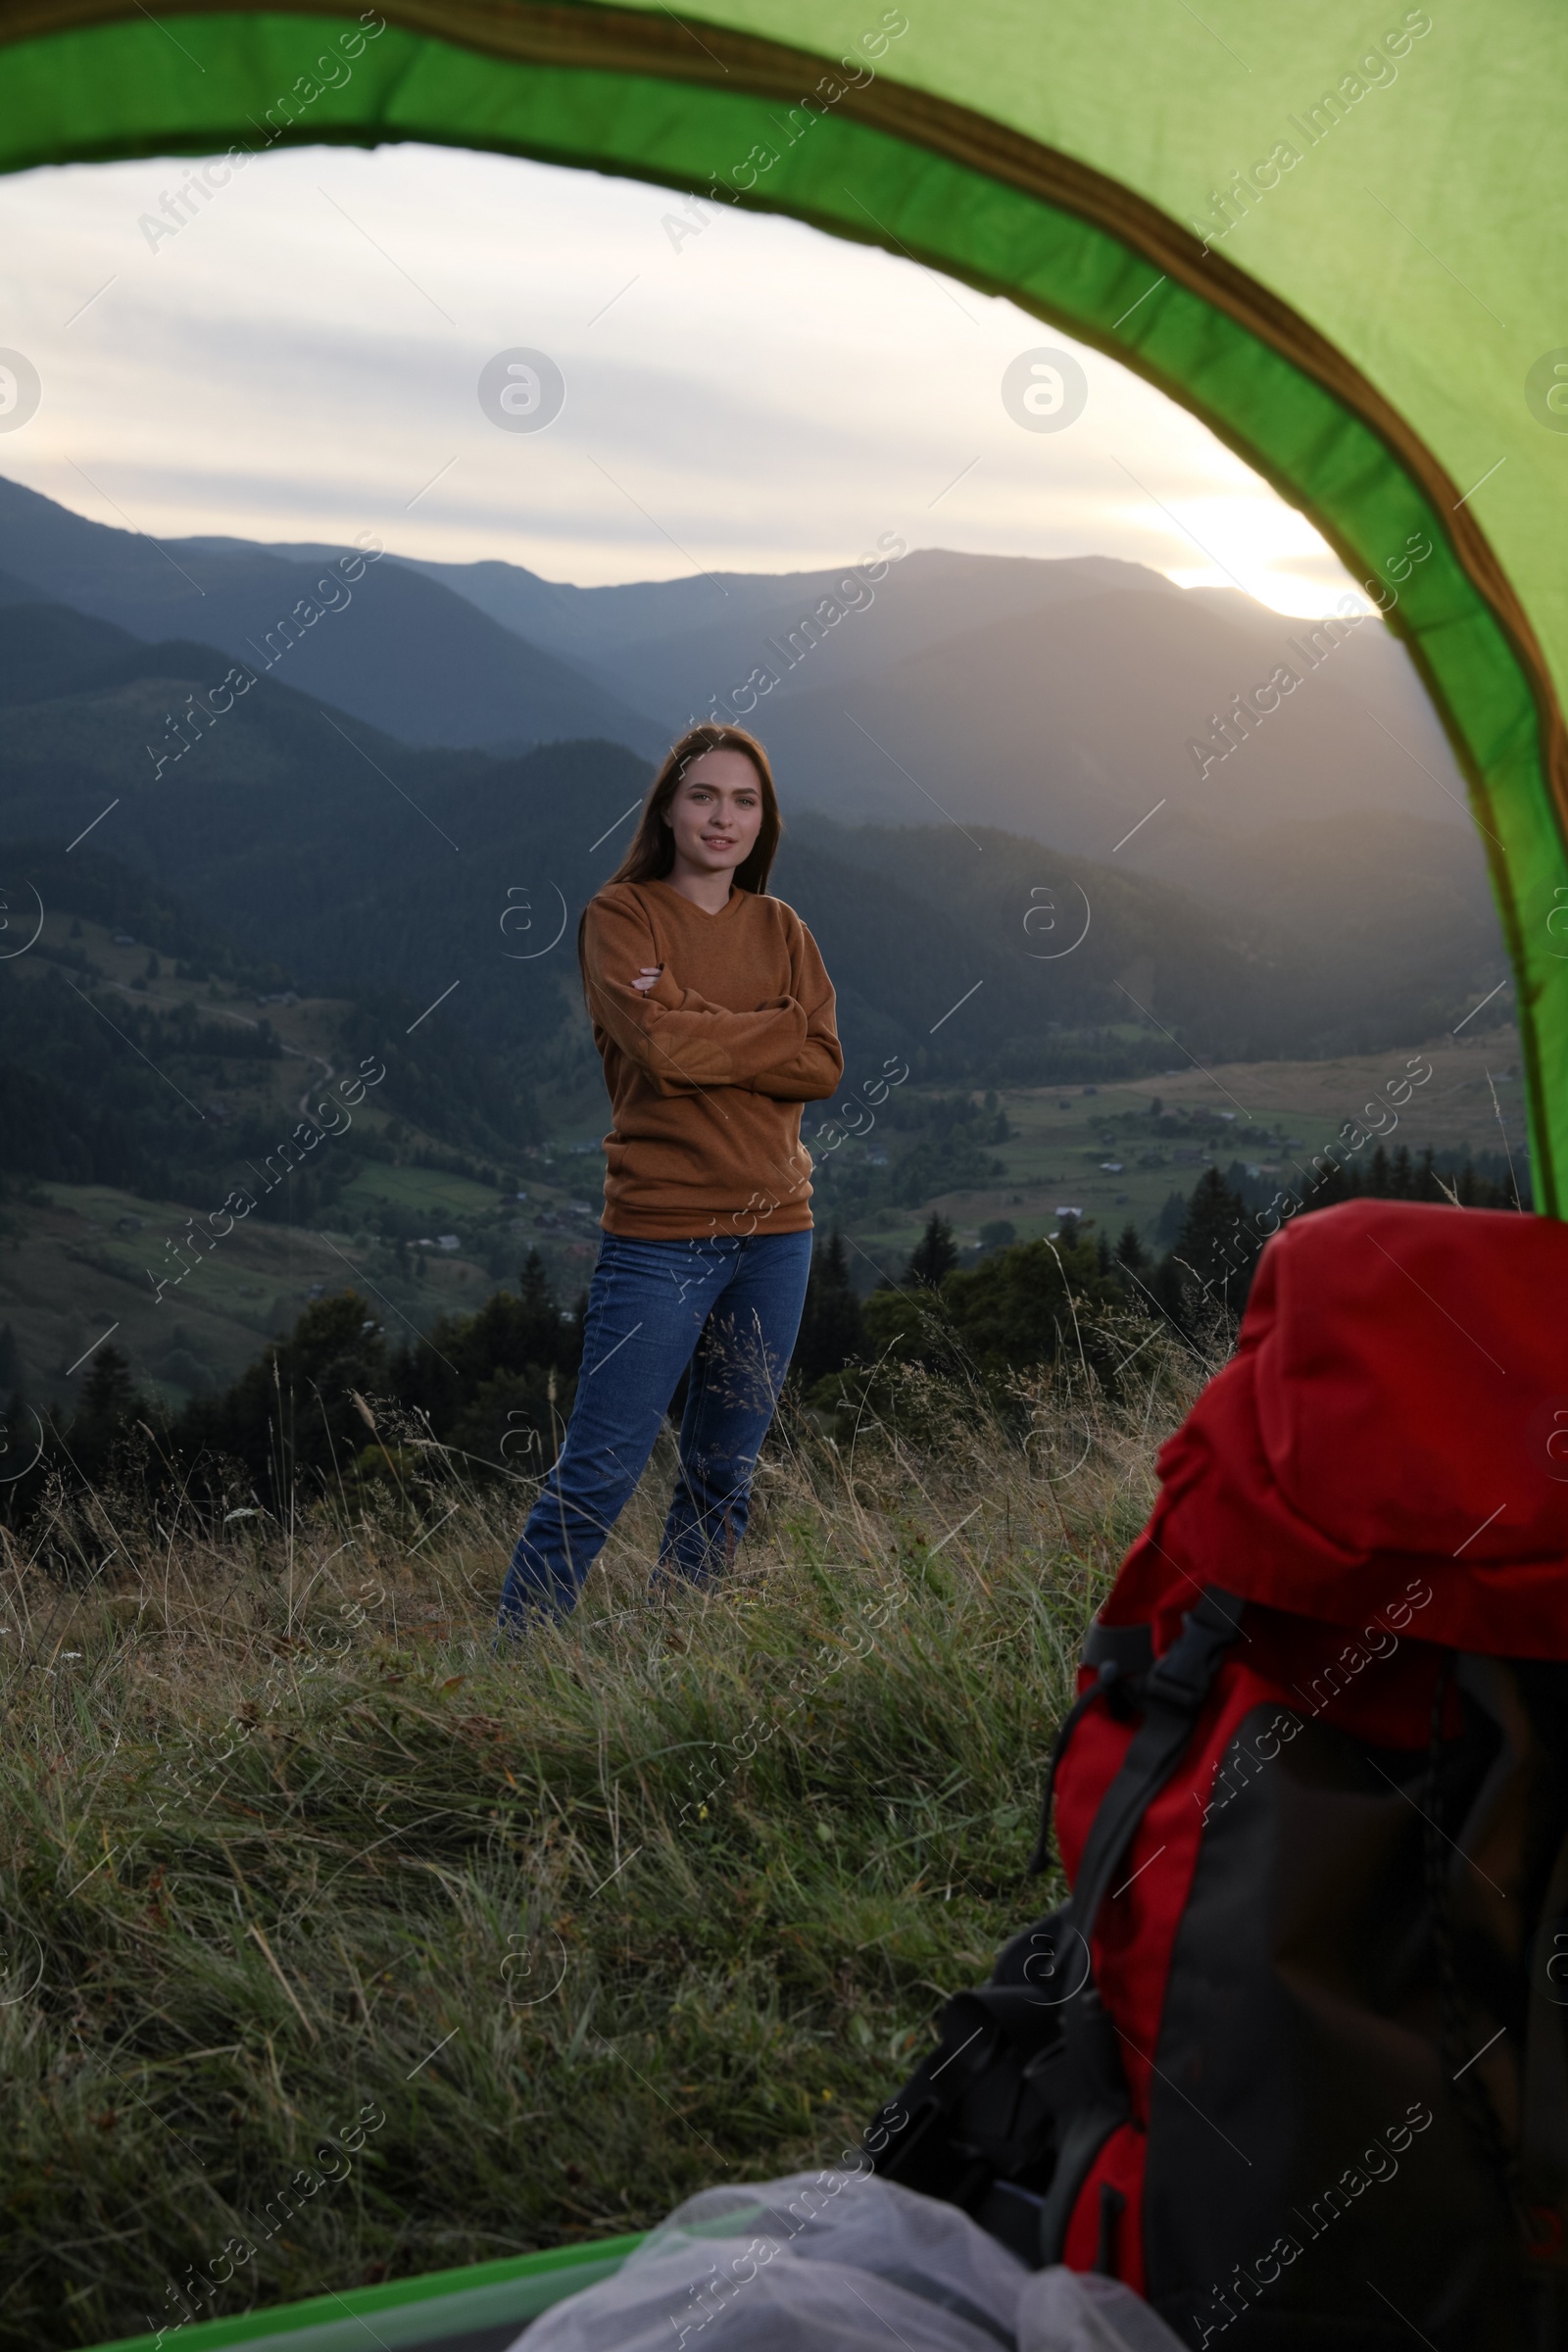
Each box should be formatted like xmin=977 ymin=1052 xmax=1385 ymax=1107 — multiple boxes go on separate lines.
xmin=581 ymin=879 xmax=843 ymax=1239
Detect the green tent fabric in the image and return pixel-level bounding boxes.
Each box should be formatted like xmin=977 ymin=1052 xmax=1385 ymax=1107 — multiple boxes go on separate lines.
xmin=2 ymin=14 xmax=1559 ymax=2342
xmin=84 ymin=2232 xmax=644 ymax=2351
xmin=1 ymin=3 xmax=1561 ymax=1206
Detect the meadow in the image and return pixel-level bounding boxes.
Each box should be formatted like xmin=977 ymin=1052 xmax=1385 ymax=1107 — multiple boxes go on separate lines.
xmin=0 ymin=1338 xmax=1203 ymax=2350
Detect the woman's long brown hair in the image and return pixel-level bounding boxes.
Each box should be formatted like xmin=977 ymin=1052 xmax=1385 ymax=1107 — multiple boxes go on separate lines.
xmin=607 ymin=724 xmax=782 ymax=895
xmin=578 ymin=725 xmax=783 ymax=1006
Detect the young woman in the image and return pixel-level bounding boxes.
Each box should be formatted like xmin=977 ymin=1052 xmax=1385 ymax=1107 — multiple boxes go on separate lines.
xmin=498 ymin=724 xmax=843 ymax=1628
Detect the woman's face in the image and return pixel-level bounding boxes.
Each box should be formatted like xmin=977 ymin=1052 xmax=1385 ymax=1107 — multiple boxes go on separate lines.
xmin=663 ymin=749 xmax=764 ymax=878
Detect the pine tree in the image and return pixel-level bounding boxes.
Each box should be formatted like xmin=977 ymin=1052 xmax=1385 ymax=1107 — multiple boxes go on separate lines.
xmin=792 ymin=1229 xmax=869 ymax=1387
xmin=516 ymin=1247 xmax=554 ymax=1320
xmin=1143 ymin=1251 xmax=1187 ymax=1331
xmin=906 ymin=1213 xmax=958 ymax=1290
xmin=74 ymin=1344 xmax=139 ymax=1431
xmin=1307 ymin=1155 xmax=1358 ymax=1211
xmin=1114 ymin=1224 xmax=1148 ymax=1273
xmin=1170 ymin=1167 xmax=1257 ymax=1311
xmin=67 ymin=1344 xmax=144 ymax=1483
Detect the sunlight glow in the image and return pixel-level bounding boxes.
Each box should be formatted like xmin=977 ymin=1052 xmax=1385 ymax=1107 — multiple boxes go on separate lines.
xmin=0 ymin=144 xmax=1363 ymax=614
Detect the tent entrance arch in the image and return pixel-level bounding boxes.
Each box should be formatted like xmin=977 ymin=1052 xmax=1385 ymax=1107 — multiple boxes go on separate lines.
xmin=2 ymin=2 xmax=1558 ymax=1203
xmin=3 ymin=0 xmax=1561 ymax=1210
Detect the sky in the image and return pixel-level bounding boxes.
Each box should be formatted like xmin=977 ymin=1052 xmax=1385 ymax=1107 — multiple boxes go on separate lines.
xmin=0 ymin=141 xmax=1364 ymax=615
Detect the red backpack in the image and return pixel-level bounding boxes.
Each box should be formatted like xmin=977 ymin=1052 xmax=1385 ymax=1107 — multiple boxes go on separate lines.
xmin=868 ymin=1200 xmax=1568 ymax=2350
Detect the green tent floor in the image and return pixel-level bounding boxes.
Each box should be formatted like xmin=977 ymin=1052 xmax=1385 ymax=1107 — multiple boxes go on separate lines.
xmin=85 ymin=2235 xmax=645 ymax=2352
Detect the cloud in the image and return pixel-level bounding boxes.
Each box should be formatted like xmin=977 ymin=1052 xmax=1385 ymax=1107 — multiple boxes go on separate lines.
xmin=0 ymin=143 xmax=1360 ymax=612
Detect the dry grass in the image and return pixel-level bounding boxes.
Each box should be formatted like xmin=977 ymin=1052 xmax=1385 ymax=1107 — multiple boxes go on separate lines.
xmin=0 ymin=1347 xmax=1200 ymax=2350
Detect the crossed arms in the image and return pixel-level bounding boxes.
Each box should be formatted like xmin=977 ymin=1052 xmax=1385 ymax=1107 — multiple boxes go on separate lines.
xmin=581 ymin=892 xmax=843 ymax=1102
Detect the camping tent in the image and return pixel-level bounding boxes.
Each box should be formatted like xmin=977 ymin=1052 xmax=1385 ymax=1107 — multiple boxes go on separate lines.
xmin=87 ymin=2234 xmax=644 ymax=2351
xmin=4 ymin=4 xmax=1558 ymax=2340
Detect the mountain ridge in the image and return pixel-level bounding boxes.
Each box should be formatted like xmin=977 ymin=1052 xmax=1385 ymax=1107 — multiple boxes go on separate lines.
xmin=0 ymin=596 xmax=1508 ymax=1092
xmin=0 ymin=474 xmax=1470 ymax=867
xmin=0 ymin=474 xmax=664 ymax=757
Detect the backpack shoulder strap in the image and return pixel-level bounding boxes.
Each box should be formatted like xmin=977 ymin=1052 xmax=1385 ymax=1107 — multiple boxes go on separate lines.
xmin=1036 ymin=1584 xmax=1245 ymax=2261
xmin=1065 ymin=1586 xmax=1244 ymax=1940
xmin=1029 ymin=1588 xmax=1240 ymax=1880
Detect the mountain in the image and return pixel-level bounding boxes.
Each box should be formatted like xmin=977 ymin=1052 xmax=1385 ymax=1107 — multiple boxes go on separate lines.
xmin=0 ymin=475 xmax=663 ymax=758
xmin=2 ymin=476 xmax=1472 ymax=868
xmin=390 ymin=542 xmax=1471 ymax=862
xmin=0 ymin=592 xmax=1516 ymax=1419
xmin=0 ymin=600 xmax=1508 ymax=1097
xmin=749 ymin=579 xmax=1471 ymax=858
xmin=0 ymin=495 xmax=1515 ymax=1432
xmin=782 ymin=809 xmax=1505 ymax=1070
xmin=395 ymin=547 xmax=1159 ymax=720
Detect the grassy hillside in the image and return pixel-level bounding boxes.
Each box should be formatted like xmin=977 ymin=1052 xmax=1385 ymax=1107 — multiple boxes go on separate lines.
xmin=781 ymin=812 xmax=1509 ymax=1071
xmin=0 ymin=1359 xmax=1190 ymax=2351
xmin=0 ymin=841 xmax=1527 ymax=1406
xmin=0 ymin=891 xmax=606 ymax=1408
xmin=811 ymin=1033 xmax=1531 ymax=1270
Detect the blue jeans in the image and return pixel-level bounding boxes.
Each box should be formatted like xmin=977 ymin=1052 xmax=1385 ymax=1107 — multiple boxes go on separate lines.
xmin=498 ymin=1228 xmax=813 ymax=1626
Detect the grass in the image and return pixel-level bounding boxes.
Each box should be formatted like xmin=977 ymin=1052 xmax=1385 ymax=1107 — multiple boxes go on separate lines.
xmin=1 ymin=1184 xmax=502 ymax=1418
xmin=0 ymin=1352 xmax=1197 ymax=2350
xmin=922 ymin=1036 xmax=1531 ymax=1250
xmin=333 ymin=1164 xmax=504 ymax=1219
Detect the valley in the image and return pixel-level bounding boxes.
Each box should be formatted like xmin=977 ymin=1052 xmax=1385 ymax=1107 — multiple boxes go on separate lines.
xmin=0 ymin=471 xmax=1528 ymax=1420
